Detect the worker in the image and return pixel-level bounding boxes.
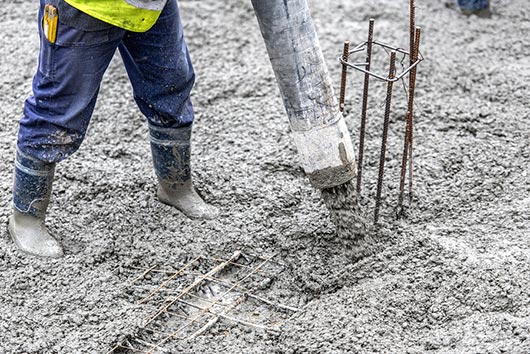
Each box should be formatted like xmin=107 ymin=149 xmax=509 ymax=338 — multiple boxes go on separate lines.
xmin=9 ymin=0 xmax=219 ymax=258
xmin=457 ymin=0 xmax=491 ymax=16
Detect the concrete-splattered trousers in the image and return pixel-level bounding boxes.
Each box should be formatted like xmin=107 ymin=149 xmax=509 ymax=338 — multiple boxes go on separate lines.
xmin=14 ymin=0 xmax=194 ymax=215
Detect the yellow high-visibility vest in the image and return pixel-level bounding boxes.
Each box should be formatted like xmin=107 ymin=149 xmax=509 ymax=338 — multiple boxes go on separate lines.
xmin=64 ymin=0 xmax=166 ymax=32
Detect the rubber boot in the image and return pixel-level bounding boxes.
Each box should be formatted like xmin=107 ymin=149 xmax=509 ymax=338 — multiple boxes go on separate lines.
xmin=149 ymin=124 xmax=219 ymax=220
xmin=8 ymin=149 xmax=63 ymax=258
xmin=457 ymin=0 xmax=491 ymax=17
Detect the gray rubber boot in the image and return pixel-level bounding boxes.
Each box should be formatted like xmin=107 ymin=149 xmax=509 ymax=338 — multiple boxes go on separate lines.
xmin=150 ymin=124 xmax=219 ymax=220
xmin=8 ymin=149 xmax=63 ymax=258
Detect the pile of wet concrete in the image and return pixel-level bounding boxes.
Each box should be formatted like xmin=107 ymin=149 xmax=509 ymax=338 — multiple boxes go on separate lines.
xmin=0 ymin=0 xmax=529 ymax=353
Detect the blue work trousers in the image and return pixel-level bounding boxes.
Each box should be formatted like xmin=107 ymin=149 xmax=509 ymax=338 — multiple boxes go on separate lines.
xmin=457 ymin=0 xmax=490 ymax=11
xmin=18 ymin=0 xmax=195 ymax=163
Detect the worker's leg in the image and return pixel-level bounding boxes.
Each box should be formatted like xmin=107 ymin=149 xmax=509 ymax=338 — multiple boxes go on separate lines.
xmin=10 ymin=1 xmax=124 ymax=257
xmin=118 ymin=0 xmax=218 ymax=220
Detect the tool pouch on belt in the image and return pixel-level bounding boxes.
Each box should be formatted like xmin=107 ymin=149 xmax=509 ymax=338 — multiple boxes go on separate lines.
xmin=42 ymin=0 xmax=114 ymax=44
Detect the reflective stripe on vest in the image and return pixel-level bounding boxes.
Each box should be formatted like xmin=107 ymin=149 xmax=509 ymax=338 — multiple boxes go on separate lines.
xmin=124 ymin=0 xmax=166 ymax=11
xmin=63 ymin=0 xmax=167 ymax=32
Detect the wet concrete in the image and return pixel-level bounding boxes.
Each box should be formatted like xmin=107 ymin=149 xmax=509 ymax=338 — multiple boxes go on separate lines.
xmin=1 ymin=0 xmax=529 ymax=353
xmin=321 ymin=181 xmax=366 ymax=240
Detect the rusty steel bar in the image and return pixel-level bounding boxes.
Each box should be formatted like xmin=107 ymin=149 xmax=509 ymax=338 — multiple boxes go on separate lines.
xmin=175 ymin=298 xmax=280 ymax=334
xmin=410 ymin=0 xmax=415 ymax=67
xmin=408 ymin=27 xmax=421 ymax=205
xmin=356 ymin=18 xmax=375 ymax=194
xmin=129 ymin=264 xmax=298 ymax=313
xmin=339 ymin=41 xmax=350 ymax=113
xmin=405 ymin=0 xmax=416 ymax=209
xmin=339 ymin=43 xmax=422 ymax=83
xmin=398 ymin=27 xmax=422 ymax=211
xmin=138 ymin=256 xmax=202 ymax=304
xmin=397 ymin=0 xmax=418 ymax=212
xmin=201 ymin=276 xmax=300 ymax=312
xmin=129 ymin=265 xmax=157 ymax=285
xmin=374 ymin=51 xmax=396 ymax=224
xmin=143 ymin=251 xmax=241 ymax=327
xmin=397 ymin=111 xmax=412 ymax=211
xmin=187 ymin=294 xmax=248 ymax=340
xmin=152 ymin=254 xmax=276 ymax=348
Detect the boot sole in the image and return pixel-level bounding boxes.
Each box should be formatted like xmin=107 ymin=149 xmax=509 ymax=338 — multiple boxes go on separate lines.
xmin=157 ymin=188 xmax=219 ymax=220
xmin=7 ymin=215 xmax=63 ymax=259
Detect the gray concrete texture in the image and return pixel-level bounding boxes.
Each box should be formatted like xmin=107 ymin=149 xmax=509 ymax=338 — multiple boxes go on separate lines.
xmin=0 ymin=0 xmax=529 ymax=353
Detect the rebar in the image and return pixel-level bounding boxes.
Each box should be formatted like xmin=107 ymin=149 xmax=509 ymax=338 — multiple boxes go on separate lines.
xmin=339 ymin=41 xmax=350 ymax=113
xmin=129 ymin=267 xmax=299 ymax=312
xmin=165 ymin=309 xmax=211 ymax=324
xmin=356 ymin=18 xmax=375 ymax=194
xmin=176 ymin=298 xmax=280 ymax=333
xmin=129 ymin=265 xmax=157 ymax=286
xmin=407 ymin=0 xmax=418 ymax=208
xmin=114 ymin=344 xmax=143 ymax=353
xmin=339 ymin=40 xmax=422 ymax=82
xmin=398 ymin=111 xmax=412 ymax=211
xmin=374 ymin=51 xmax=396 ymax=224
xmin=144 ymin=251 xmax=241 ymax=326
xmin=138 ymin=256 xmax=202 ymax=305
xmin=398 ymin=27 xmax=422 ymax=211
xmin=408 ymin=27 xmax=421 ymax=205
xmin=143 ymin=326 xmax=188 ymax=339
xmin=335 ymin=1 xmax=423 ymax=223
xmin=123 ymin=252 xmax=299 ymax=353
xmin=181 ymin=291 xmax=230 ymax=307
xmin=204 ymin=256 xmax=266 ymax=272
xmin=151 ymin=254 xmax=276 ymax=349
xmin=202 ymin=276 xmax=300 ymax=312
xmin=106 ymin=344 xmax=121 ymax=354
xmin=187 ymin=294 xmax=248 ymax=340
xmin=410 ymin=0 xmax=415 ymax=67
xmin=133 ymin=338 xmax=169 ymax=353
xmin=133 ymin=284 xmax=232 ymax=309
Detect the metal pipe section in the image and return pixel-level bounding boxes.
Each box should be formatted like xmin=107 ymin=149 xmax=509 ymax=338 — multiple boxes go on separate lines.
xmin=251 ymin=0 xmax=356 ymax=189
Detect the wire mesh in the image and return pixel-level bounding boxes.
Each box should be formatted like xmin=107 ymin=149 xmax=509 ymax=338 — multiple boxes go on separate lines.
xmin=108 ymin=251 xmax=299 ymax=354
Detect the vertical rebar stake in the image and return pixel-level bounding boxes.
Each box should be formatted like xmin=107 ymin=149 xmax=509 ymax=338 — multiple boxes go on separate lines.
xmin=398 ymin=0 xmax=416 ymax=212
xmin=374 ymin=51 xmax=396 ymax=225
xmin=356 ymin=18 xmax=375 ymax=194
xmin=409 ymin=0 xmax=415 ymax=67
xmin=339 ymin=41 xmax=350 ymax=113
xmin=408 ymin=27 xmax=421 ymax=206
xmin=398 ymin=23 xmax=422 ymax=212
xmin=408 ymin=0 xmax=416 ymax=172
xmin=407 ymin=0 xmax=417 ymax=207
xmin=398 ymin=111 xmax=411 ymax=212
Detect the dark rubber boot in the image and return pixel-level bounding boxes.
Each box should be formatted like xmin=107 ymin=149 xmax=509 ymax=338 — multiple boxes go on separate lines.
xmin=8 ymin=149 xmax=63 ymax=258
xmin=150 ymin=125 xmax=219 ymax=220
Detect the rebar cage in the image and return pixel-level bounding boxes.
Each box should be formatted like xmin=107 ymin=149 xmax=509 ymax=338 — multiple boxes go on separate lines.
xmin=338 ymin=0 xmax=423 ymax=225
xmin=339 ymin=40 xmax=424 ymax=83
